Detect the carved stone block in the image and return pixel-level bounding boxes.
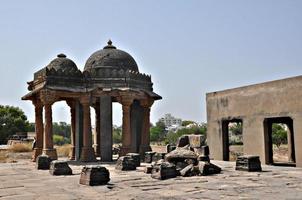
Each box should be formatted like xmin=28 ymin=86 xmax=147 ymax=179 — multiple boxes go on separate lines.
xmin=198 ymin=161 xmax=221 ymax=175
xmin=126 ymin=153 xmax=140 ymax=167
xmin=49 ymin=160 xmax=72 ymax=176
xmin=36 ymin=155 xmax=51 ymax=170
xmin=144 ymin=151 xmax=156 ymax=163
xmin=151 ymin=161 xmax=177 ymax=180
xmin=236 ymin=155 xmax=262 ymax=172
xmin=79 ymin=166 xmax=110 ymax=186
xmin=115 ymin=156 xmax=136 ymax=171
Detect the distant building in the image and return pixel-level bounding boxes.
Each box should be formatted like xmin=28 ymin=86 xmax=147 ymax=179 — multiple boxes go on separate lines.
xmin=159 ymin=113 xmax=182 ymax=127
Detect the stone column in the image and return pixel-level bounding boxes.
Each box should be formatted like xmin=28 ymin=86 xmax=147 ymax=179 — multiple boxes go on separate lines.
xmin=139 ymin=99 xmax=154 ymax=155
xmin=120 ymin=98 xmax=133 ymax=156
xmin=42 ymin=102 xmax=57 ymax=160
xmin=32 ymin=99 xmax=44 ymax=162
xmin=100 ymin=96 xmax=113 ymax=161
xmin=80 ymin=97 xmax=96 ymax=162
xmin=94 ymin=104 xmax=101 ymax=157
xmin=67 ymin=100 xmax=76 ymax=160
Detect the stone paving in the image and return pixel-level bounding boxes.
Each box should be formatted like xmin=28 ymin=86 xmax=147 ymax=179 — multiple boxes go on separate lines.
xmin=0 ymin=159 xmax=302 ymax=200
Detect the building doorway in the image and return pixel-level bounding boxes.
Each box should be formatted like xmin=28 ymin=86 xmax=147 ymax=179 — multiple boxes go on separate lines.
xmin=222 ymin=119 xmax=243 ymax=161
xmin=264 ymin=117 xmax=295 ymax=166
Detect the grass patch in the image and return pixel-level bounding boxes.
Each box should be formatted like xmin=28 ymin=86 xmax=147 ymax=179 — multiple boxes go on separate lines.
xmin=8 ymin=143 xmax=32 ymax=153
xmin=56 ymin=144 xmax=72 ymax=157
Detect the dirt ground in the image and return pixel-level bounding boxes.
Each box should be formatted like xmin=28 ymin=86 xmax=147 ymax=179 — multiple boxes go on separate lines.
xmin=1 ymin=157 xmax=302 ymax=199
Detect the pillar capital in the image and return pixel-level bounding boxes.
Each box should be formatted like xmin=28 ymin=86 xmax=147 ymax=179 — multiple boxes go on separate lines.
xmin=120 ymin=96 xmax=134 ymax=107
xmin=80 ymin=96 xmax=91 ymax=106
xmin=32 ymin=98 xmax=43 ymax=108
xmin=66 ymin=99 xmax=76 ymax=108
xmin=40 ymin=89 xmax=57 ymax=105
xmin=140 ymin=98 xmax=154 ymax=108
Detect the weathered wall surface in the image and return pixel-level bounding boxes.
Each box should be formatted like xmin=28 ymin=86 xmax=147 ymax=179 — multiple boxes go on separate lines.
xmin=206 ymin=75 xmax=302 ymax=167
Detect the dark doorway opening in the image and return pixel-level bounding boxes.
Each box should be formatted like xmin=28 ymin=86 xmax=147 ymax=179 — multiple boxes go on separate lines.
xmin=264 ymin=117 xmax=295 ymax=167
xmin=222 ymin=119 xmax=243 ymax=161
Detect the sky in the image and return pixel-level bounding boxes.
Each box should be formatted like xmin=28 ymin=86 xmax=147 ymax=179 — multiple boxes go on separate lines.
xmin=0 ymin=0 xmax=302 ymax=126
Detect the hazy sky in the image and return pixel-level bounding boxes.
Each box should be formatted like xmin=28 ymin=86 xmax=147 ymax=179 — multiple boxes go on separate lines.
xmin=0 ymin=1 xmax=302 ymax=126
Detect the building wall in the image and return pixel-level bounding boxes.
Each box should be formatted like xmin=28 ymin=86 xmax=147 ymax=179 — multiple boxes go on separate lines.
xmin=206 ymin=75 xmax=302 ymax=167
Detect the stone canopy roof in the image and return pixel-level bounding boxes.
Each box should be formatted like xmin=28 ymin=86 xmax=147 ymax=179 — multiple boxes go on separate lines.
xmin=22 ymin=40 xmax=161 ymax=101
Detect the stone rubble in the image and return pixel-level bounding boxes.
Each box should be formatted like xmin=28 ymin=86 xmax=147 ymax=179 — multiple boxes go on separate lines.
xmin=79 ymin=165 xmax=110 ymax=186
xmin=49 ymin=160 xmax=72 ymax=176
xmin=115 ymin=156 xmax=136 ymax=171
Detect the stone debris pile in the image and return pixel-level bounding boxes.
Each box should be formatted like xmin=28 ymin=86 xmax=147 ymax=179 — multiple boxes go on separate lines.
xmin=145 ymin=134 xmax=221 ymax=180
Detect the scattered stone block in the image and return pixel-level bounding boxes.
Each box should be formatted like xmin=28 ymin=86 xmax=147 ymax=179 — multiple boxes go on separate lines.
xmin=115 ymin=156 xmax=136 ymax=171
xmin=79 ymin=165 xmax=110 ymax=186
xmin=126 ymin=153 xmax=140 ymax=167
xmin=144 ymin=165 xmax=153 ymax=174
xmin=194 ymin=145 xmax=210 ymax=156
xmin=165 ymin=147 xmax=197 ymax=164
xmin=236 ymin=155 xmax=262 ymax=172
xmin=145 ymin=151 xmax=156 ymax=163
xmin=166 ymin=144 xmax=176 ymax=153
xmin=197 ymin=155 xmax=210 ymax=162
xmin=49 ymin=160 xmax=72 ymax=176
xmin=198 ymin=162 xmax=221 ymax=175
xmin=180 ymin=164 xmax=194 ymax=177
xmin=153 ymin=152 xmax=166 ymax=162
xmin=151 ymin=161 xmax=177 ymax=180
xmin=176 ymin=135 xmax=189 ymax=147
xmin=188 ymin=135 xmax=206 ymax=148
xmin=36 ymin=155 xmax=51 ymax=170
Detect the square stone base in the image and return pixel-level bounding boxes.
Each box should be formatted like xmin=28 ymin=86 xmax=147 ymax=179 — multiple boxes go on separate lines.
xmin=42 ymin=148 xmax=58 ymax=160
xmin=32 ymin=148 xmax=43 ymax=162
xmin=80 ymin=147 xmax=96 ymax=162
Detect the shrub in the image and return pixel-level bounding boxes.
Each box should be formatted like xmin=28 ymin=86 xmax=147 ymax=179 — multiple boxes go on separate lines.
xmin=56 ymin=144 xmax=72 ymax=157
xmin=53 ymin=134 xmax=70 ymax=145
xmin=9 ymin=143 xmax=32 ymax=152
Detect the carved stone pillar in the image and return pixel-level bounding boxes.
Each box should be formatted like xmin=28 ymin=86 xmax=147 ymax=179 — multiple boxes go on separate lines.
xmin=80 ymin=96 xmax=96 ymax=162
xmin=42 ymin=103 xmax=57 ymax=160
xmin=67 ymin=100 xmax=76 ymax=160
xmin=139 ymin=99 xmax=154 ymax=155
xmin=94 ymin=104 xmax=101 ymax=157
xmin=40 ymin=90 xmax=57 ymax=160
xmin=32 ymin=99 xmax=44 ymax=162
xmin=120 ymin=98 xmax=134 ymax=156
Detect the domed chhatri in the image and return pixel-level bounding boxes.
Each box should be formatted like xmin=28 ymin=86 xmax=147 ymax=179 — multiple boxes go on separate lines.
xmin=22 ymin=40 xmax=161 ymax=163
xmin=84 ymin=40 xmax=139 ymax=73
xmin=46 ymin=53 xmax=78 ymax=72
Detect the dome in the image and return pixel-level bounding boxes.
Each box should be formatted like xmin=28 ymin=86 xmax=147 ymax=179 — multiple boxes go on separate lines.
xmin=84 ymin=40 xmax=139 ymax=72
xmin=46 ymin=53 xmax=78 ymax=71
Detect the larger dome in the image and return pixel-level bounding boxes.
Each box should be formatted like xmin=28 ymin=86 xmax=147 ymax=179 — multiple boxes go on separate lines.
xmin=84 ymin=40 xmax=139 ymax=72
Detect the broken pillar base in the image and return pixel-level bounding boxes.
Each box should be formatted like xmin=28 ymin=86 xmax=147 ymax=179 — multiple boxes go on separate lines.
xmin=199 ymin=161 xmax=221 ymax=175
xmin=115 ymin=156 xmax=136 ymax=171
xmin=42 ymin=148 xmax=58 ymax=160
xmin=144 ymin=151 xmax=156 ymax=163
xmin=36 ymin=155 xmax=51 ymax=170
xmin=49 ymin=160 xmax=72 ymax=176
xmin=80 ymin=147 xmax=96 ymax=162
xmin=32 ymin=148 xmax=43 ymax=162
xmin=236 ymin=155 xmax=262 ymax=172
xmin=151 ymin=161 xmax=177 ymax=180
xmin=79 ymin=166 xmax=110 ymax=186
xmin=126 ymin=153 xmax=141 ymax=167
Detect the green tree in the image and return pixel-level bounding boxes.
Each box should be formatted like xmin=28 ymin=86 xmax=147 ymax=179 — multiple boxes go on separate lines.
xmin=0 ymin=105 xmax=30 ymax=144
xmin=113 ymin=126 xmax=122 ymax=144
xmin=52 ymin=122 xmax=71 ymax=139
xmin=229 ymin=122 xmax=242 ymax=136
xmin=181 ymin=120 xmax=196 ymax=127
xmin=150 ymin=120 xmax=166 ymax=142
xmin=272 ymin=123 xmax=288 ymax=148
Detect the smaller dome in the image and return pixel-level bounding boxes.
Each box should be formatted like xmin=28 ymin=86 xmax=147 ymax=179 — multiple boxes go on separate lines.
xmin=46 ymin=53 xmax=78 ymax=71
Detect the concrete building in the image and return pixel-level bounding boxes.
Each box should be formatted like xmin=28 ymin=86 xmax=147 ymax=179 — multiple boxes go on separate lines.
xmin=160 ymin=113 xmax=182 ymax=127
xmin=206 ymin=75 xmax=302 ymax=167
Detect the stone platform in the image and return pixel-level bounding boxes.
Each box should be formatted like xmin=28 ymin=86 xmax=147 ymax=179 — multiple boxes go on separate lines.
xmin=0 ymin=159 xmax=302 ymax=199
